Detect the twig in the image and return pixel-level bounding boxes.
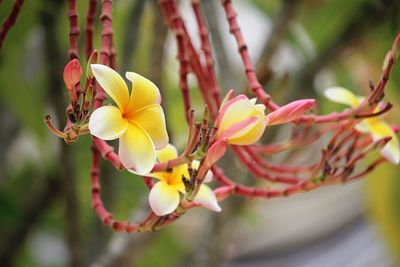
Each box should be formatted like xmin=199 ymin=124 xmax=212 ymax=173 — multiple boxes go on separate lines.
xmin=85 ymin=0 xmax=98 ymax=59
xmin=67 ymin=0 xmax=80 ymax=59
xmin=0 ymin=0 xmax=25 ymax=49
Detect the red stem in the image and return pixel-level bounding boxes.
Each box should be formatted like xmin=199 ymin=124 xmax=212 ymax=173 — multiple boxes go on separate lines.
xmin=191 ymin=0 xmax=221 ymax=106
xmin=67 ymin=0 xmax=80 ymax=60
xmin=0 ymin=0 xmax=25 ymax=49
xmin=85 ymin=0 xmax=97 ymax=59
xmin=220 ymin=0 xmax=279 ymax=111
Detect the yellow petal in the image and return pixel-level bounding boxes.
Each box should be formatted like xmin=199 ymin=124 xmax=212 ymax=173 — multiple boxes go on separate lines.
xmin=229 ymin=108 xmax=267 ymax=145
xmin=194 ymin=185 xmax=221 ymax=212
xmin=156 ymin=143 xmax=178 ymax=163
xmin=89 ymin=106 xmax=128 ymax=140
xmin=128 ymin=104 xmax=168 ymax=150
xmin=125 ymin=72 xmax=161 ymax=114
xmin=219 ymin=96 xmax=254 ymax=133
xmin=324 ymin=87 xmax=361 ymax=107
xmin=149 ymin=181 xmax=180 ymax=216
xmin=119 ymin=123 xmax=156 ymax=175
xmin=91 ymin=64 xmax=129 ymax=111
xmin=370 ymin=121 xmax=400 ymax=164
xmin=168 ymin=165 xmax=188 ymax=191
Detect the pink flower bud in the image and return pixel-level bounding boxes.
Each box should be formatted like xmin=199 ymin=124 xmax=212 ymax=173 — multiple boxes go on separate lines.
xmin=63 ymin=59 xmax=82 ymax=90
xmin=204 ymin=138 xmax=229 ymax=167
xmin=215 ymin=92 xmax=267 ymax=146
xmin=214 ymin=185 xmax=235 ymax=201
xmin=265 ymin=99 xmax=316 ymax=126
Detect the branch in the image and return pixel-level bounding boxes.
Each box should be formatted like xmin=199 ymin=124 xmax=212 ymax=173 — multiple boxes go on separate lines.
xmin=85 ymin=0 xmax=98 ymax=59
xmin=0 ymin=0 xmax=25 ymax=49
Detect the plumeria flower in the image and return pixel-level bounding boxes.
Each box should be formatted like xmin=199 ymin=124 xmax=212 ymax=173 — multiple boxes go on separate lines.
xmin=89 ymin=64 xmax=169 ymax=175
xmin=206 ymin=90 xmax=315 ymax=166
xmin=147 ymin=144 xmax=221 ymax=216
xmin=324 ymin=86 xmax=399 ymax=164
xmin=214 ymin=90 xmax=267 ymax=145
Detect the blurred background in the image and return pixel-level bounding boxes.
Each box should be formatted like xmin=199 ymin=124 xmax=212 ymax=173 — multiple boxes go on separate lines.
xmin=0 ymin=0 xmax=400 ymax=266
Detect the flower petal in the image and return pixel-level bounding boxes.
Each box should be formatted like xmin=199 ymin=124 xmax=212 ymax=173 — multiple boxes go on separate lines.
xmin=156 ymin=143 xmax=178 ymax=163
xmin=354 ymin=120 xmax=371 ymax=133
xmin=218 ymin=95 xmax=254 ymax=133
xmin=119 ymin=123 xmax=156 ymax=175
xmin=91 ymin=64 xmax=129 ymax=111
xmin=89 ymin=106 xmax=128 ymax=140
xmin=125 ymin=72 xmax=161 ymax=113
xmin=324 ymin=87 xmax=360 ymax=107
xmin=128 ymin=105 xmax=168 ymax=149
xmin=219 ymin=116 xmax=258 ymax=141
xmin=149 ymin=181 xmax=180 ymax=216
xmin=370 ymin=121 xmax=400 ymax=164
xmin=229 ymin=108 xmax=266 ymax=145
xmin=194 ymin=185 xmax=221 ymax=212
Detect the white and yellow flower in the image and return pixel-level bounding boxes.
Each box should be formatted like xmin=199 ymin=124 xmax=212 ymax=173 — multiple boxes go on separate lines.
xmin=89 ymin=64 xmax=169 ymax=175
xmin=324 ymin=86 xmax=399 ymax=164
xmin=147 ymin=144 xmax=221 ymax=216
xmin=215 ymin=92 xmax=267 ymax=145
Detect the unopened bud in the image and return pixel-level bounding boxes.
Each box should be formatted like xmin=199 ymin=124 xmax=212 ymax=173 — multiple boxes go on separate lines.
xmin=86 ymin=50 xmax=98 ymax=79
xmin=63 ymin=59 xmax=82 ymax=90
xmin=266 ymin=99 xmax=316 ymax=126
xmin=204 ymin=138 xmax=229 ymax=167
xmin=215 ymin=185 xmax=235 ymax=201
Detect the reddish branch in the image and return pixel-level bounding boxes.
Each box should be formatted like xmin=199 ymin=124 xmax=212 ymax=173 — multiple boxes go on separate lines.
xmin=0 ymin=0 xmax=25 ymax=49
xmin=220 ymin=0 xmax=279 ymax=111
xmin=160 ymin=0 xmax=219 ymax=118
xmin=191 ymin=0 xmax=221 ymax=106
xmin=67 ymin=0 xmax=80 ymax=59
xmin=85 ymin=0 xmax=98 ymax=59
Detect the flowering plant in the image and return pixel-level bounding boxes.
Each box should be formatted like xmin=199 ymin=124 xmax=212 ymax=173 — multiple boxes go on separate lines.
xmin=29 ymin=0 xmax=399 ymax=233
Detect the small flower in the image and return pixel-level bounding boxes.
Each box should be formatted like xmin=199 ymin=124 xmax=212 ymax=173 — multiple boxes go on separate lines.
xmin=324 ymin=86 xmax=399 ymax=164
xmin=215 ymin=91 xmax=267 ymax=145
xmin=89 ymin=64 xmax=169 ymax=174
xmin=147 ymin=144 xmax=221 ymax=216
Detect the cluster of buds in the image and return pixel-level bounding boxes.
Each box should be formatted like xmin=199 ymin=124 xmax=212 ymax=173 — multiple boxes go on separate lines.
xmin=45 ymin=51 xmax=98 ymax=144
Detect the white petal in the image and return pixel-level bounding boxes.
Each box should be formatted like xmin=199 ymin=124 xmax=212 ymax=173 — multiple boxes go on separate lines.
xmin=119 ymin=123 xmax=156 ymax=175
xmin=89 ymin=106 xmax=128 ymax=140
xmin=149 ymin=181 xmax=180 ymax=216
xmin=324 ymin=87 xmax=361 ymax=107
xmin=194 ymin=185 xmax=221 ymax=212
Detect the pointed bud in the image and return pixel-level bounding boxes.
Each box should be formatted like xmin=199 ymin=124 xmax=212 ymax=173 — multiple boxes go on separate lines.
xmin=204 ymin=138 xmax=229 ymax=167
xmin=215 ymin=185 xmax=235 ymax=201
xmin=63 ymin=59 xmax=82 ymax=90
xmin=86 ymin=50 xmax=98 ymax=79
xmin=265 ymin=99 xmax=316 ymax=126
